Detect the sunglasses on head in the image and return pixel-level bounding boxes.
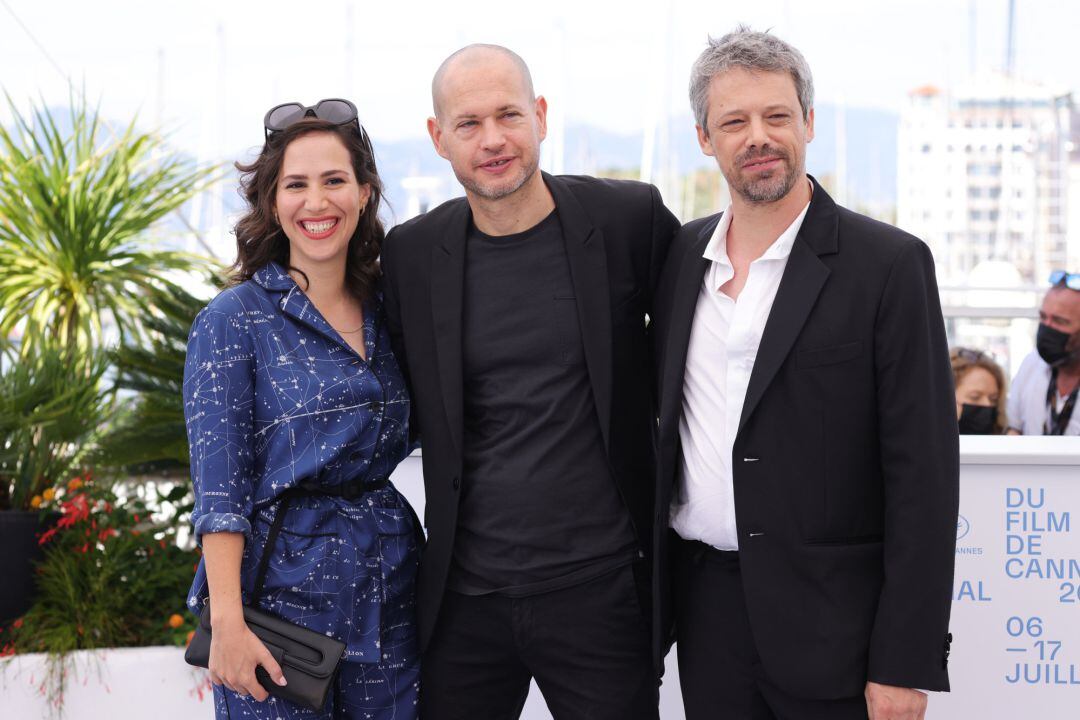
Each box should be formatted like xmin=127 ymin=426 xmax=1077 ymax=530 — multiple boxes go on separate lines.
xmin=263 ymin=97 xmax=376 ymax=171
xmin=1049 ymin=270 xmax=1080 ymax=291
xmin=264 ymin=98 xmax=359 ymax=137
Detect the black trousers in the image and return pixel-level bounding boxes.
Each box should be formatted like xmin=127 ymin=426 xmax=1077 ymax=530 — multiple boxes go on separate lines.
xmin=674 ymin=536 xmax=869 ymax=720
xmin=420 ymin=563 xmax=658 ymax=720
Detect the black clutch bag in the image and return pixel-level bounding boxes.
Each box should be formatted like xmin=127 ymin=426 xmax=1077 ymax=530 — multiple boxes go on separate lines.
xmin=184 ymin=491 xmax=346 ymax=711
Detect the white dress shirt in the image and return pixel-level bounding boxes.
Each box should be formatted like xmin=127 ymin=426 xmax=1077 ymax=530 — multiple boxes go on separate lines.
xmin=1007 ymin=350 xmax=1080 ymax=436
xmin=671 ymin=200 xmax=812 ymax=550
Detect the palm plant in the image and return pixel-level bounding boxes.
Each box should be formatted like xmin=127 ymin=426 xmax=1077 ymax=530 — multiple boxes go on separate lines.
xmin=94 ymin=279 xmax=219 ymax=476
xmin=0 ymin=344 xmax=111 ymax=511
xmin=0 ymin=92 xmax=218 ymax=356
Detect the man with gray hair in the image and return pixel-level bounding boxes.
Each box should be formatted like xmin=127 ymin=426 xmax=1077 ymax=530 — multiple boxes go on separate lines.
xmin=652 ymin=27 xmax=958 ymax=719
xmin=382 ymin=43 xmax=679 ymax=719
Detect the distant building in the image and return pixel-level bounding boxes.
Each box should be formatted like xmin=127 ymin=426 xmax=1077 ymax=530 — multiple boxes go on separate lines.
xmin=897 ymin=76 xmax=1078 ymax=285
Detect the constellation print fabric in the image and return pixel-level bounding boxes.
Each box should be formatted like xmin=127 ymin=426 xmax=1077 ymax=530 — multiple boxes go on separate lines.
xmin=213 ymin=659 xmax=420 ymax=719
xmin=183 ymin=261 xmax=418 ymax=669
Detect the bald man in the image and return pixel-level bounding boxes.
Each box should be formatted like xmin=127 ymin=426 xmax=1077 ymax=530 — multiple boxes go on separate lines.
xmin=381 ymin=44 xmax=679 ymax=719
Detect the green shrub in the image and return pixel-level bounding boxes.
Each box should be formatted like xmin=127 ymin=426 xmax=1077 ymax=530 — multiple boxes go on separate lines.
xmin=2 ymin=474 xmax=198 ymax=656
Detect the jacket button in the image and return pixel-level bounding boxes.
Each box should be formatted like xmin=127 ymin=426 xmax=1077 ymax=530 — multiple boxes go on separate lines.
xmin=452 ymin=476 xmax=461 ymax=490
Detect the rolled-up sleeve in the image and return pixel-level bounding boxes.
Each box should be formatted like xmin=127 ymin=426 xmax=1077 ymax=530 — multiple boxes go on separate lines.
xmin=183 ymin=295 xmax=258 ymax=544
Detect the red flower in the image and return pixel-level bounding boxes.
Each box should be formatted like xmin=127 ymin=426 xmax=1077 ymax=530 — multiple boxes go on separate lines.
xmin=37 ymin=528 xmax=57 ymax=546
xmin=57 ymin=494 xmax=90 ymax=529
xmin=13 ymin=619 xmax=23 ymax=629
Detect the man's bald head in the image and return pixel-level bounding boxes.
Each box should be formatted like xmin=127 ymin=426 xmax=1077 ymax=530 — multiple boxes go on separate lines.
xmin=431 ymin=44 xmax=535 ymax=119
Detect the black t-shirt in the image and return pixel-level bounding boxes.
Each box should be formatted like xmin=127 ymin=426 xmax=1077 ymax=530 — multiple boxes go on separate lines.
xmin=448 ymin=209 xmax=637 ymax=597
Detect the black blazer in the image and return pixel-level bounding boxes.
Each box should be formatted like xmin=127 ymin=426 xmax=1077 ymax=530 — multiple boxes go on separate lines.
xmin=652 ymin=178 xmax=958 ymax=698
xmin=382 ymin=172 xmax=679 ymax=651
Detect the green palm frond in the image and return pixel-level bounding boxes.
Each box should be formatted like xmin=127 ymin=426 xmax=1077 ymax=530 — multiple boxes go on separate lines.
xmin=0 ymin=344 xmax=112 ymax=510
xmin=94 ymin=277 xmax=222 ymax=475
xmin=0 ymin=91 xmax=220 ymax=355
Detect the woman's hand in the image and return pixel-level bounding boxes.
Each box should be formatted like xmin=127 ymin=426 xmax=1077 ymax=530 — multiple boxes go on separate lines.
xmin=201 ymin=531 xmax=286 ymax=701
xmin=208 ymin=613 xmax=286 ymax=701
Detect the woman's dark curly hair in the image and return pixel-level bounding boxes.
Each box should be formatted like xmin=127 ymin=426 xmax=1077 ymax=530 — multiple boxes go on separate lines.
xmin=230 ymin=117 xmax=384 ymax=303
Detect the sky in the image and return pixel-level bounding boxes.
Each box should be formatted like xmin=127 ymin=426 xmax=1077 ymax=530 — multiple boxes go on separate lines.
xmin=3 ymin=0 xmax=1078 ymax=166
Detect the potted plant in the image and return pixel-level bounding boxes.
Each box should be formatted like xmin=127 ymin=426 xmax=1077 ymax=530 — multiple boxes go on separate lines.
xmin=0 ymin=91 xmax=216 ymax=620
xmin=0 ymin=472 xmax=201 ymax=716
xmin=0 ymin=345 xmax=110 ymax=623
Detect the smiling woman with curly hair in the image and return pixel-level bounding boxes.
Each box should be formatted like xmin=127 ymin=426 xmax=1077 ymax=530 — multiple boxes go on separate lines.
xmin=183 ymin=99 xmax=420 ymax=720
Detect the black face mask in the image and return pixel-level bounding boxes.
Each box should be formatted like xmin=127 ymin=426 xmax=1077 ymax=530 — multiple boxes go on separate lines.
xmin=1037 ymin=323 xmax=1075 ymax=367
xmin=958 ymin=404 xmax=997 ymax=435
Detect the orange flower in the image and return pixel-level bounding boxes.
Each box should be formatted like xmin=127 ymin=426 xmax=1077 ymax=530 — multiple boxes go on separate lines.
xmin=168 ymin=614 xmax=184 ymax=629
xmin=186 ymin=630 xmax=196 ymax=645
xmin=67 ymin=477 xmax=84 ymax=492
xmin=42 ymin=488 xmax=56 ymax=501
xmin=30 ymin=496 xmax=42 ymax=509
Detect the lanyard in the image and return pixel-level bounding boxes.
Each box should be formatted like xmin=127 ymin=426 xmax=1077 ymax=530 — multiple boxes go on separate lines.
xmin=1044 ymin=368 xmax=1079 ymax=436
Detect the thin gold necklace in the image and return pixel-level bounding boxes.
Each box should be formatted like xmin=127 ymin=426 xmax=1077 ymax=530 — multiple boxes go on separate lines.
xmin=330 ymin=322 xmax=364 ymax=334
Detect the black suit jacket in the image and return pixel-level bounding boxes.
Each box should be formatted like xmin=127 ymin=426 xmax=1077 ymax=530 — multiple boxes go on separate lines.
xmin=382 ymin=172 xmax=679 ymax=651
xmin=652 ymin=178 xmax=958 ymax=698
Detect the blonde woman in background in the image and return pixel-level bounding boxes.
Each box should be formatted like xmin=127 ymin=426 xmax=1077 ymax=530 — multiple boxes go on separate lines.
xmin=950 ymin=347 xmax=1009 ymax=435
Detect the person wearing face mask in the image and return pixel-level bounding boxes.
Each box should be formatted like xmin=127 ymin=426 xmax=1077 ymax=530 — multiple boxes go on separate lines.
xmin=1006 ymin=271 xmax=1080 ymax=436
xmin=950 ymin=348 xmax=1008 ymax=435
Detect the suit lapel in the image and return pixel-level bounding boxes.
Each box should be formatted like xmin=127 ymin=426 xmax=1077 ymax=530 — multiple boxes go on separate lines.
xmin=738 ymin=180 xmax=838 ymax=432
xmin=658 ymin=218 xmax=717 ymax=438
xmin=547 ymin=173 xmax=615 ymax=453
xmin=430 ymin=202 xmax=471 ymax=459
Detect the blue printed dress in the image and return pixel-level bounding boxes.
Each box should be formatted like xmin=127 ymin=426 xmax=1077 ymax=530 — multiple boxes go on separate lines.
xmin=183 ymin=262 xmax=419 ymax=719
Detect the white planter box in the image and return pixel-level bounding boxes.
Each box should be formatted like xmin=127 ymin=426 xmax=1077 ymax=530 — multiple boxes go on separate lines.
xmin=1 ymin=646 xmax=211 ymax=719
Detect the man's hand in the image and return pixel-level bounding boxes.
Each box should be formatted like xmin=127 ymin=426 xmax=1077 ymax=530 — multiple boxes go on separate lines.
xmin=865 ymin=681 xmax=927 ymax=720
